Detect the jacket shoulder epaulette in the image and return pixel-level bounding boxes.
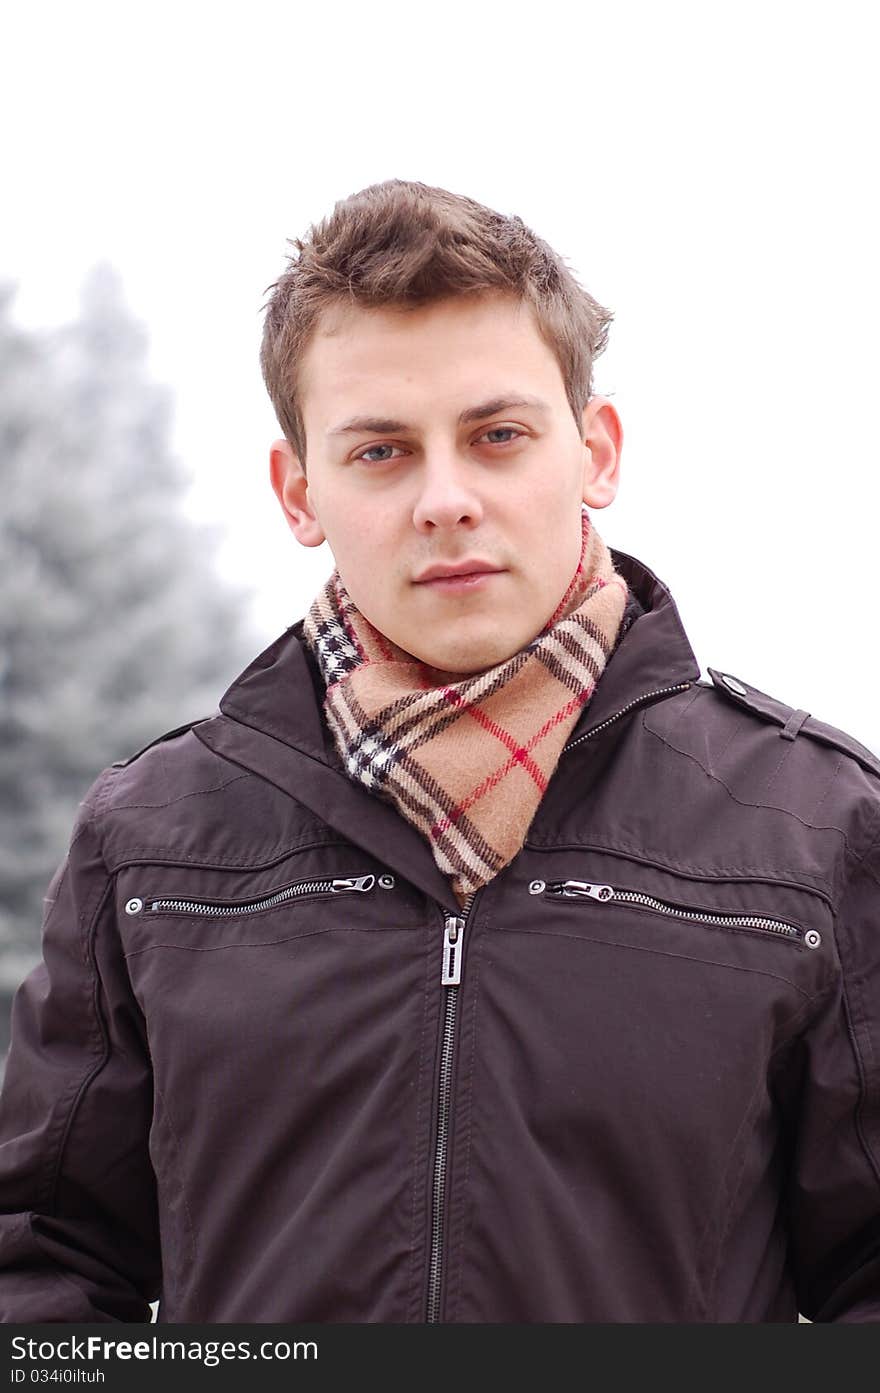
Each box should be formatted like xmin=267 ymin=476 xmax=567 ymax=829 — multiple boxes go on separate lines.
xmin=706 ymin=666 xmax=880 ymax=780
xmin=111 ymin=717 xmax=212 ymax=769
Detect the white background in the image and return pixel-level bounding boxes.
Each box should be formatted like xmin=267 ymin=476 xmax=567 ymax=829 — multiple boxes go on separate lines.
xmin=3 ymin=0 xmax=878 ymax=749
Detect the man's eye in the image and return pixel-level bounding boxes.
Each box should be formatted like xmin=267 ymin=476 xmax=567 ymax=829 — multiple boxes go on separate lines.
xmin=357 ymin=444 xmax=406 ymax=464
xmin=480 ymin=427 xmax=522 ymax=444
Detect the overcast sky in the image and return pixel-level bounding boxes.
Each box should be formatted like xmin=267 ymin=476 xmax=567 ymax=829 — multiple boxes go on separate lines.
xmin=4 ymin=0 xmax=878 ymax=750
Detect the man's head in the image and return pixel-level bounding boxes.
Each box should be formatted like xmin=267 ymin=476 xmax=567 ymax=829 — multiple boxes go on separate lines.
xmin=263 ymin=180 xmax=621 ymax=674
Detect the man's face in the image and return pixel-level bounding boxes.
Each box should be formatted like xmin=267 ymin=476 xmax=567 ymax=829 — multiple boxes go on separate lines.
xmin=271 ymin=291 xmax=619 ymax=674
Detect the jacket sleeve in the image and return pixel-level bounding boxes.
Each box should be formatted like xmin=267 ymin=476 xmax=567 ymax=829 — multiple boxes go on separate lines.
xmin=0 ymin=770 xmax=160 ymax=1322
xmin=785 ymin=827 xmax=880 ymax=1322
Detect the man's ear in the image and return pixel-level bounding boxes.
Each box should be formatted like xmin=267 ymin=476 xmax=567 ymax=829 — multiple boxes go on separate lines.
xmin=579 ymin=397 xmax=622 ymax=510
xmin=269 ymin=438 xmax=326 ymax=547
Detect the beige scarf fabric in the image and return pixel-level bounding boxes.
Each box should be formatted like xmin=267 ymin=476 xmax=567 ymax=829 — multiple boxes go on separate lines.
xmin=303 ymin=510 xmax=628 ymax=906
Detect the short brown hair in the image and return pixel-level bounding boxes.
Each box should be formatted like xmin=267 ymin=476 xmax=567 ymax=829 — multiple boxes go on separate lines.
xmin=260 ymin=179 xmax=612 ymax=466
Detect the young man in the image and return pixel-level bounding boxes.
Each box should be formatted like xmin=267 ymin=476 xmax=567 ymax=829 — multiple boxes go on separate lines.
xmin=1 ymin=180 xmax=878 ymax=1324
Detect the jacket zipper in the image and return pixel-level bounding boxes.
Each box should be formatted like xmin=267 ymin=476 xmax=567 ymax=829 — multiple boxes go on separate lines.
xmin=529 ymin=878 xmax=821 ymax=949
xmin=562 ymin=682 xmax=693 ymax=754
xmin=426 ymin=891 xmax=476 ymax=1324
xmin=124 ymin=873 xmax=388 ymax=917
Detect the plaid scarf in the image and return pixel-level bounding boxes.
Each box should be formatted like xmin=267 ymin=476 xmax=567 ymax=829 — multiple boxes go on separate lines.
xmin=303 ymin=510 xmax=628 ymax=905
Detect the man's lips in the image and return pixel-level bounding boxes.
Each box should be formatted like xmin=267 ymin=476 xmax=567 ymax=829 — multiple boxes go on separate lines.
xmin=413 ymin=560 xmax=504 ymax=584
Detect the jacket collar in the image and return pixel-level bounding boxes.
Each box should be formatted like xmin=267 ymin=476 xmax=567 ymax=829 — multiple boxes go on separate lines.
xmin=563 ymin=547 xmax=701 ymax=745
xmin=194 ymin=548 xmax=701 ymax=910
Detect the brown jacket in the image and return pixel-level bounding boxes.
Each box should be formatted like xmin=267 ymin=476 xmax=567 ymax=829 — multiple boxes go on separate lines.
xmin=1 ymin=548 xmax=879 ymax=1323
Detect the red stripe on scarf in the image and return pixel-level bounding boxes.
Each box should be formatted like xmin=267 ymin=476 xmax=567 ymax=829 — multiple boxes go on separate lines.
xmin=430 ymin=688 xmax=593 ymax=839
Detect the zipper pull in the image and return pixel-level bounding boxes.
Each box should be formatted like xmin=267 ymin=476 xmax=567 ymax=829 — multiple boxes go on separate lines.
xmin=530 ymin=879 xmax=614 ymax=901
xmin=332 ymin=875 xmax=376 ymax=893
xmin=442 ymin=915 xmax=466 ymax=984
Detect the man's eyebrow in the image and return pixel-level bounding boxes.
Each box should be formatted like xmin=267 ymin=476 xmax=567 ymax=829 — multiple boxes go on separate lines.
xmin=326 ymin=395 xmax=551 ymax=437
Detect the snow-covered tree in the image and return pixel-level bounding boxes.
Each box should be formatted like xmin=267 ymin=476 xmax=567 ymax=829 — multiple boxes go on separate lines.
xmin=0 ymin=268 xmax=257 ymax=994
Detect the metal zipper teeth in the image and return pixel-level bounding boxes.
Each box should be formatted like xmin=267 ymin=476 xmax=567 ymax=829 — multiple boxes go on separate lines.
xmin=562 ymin=682 xmax=693 ymax=754
xmin=142 ymin=874 xmax=379 ymax=917
xmin=426 ymin=891 xmax=475 ymax=1325
xmin=533 ymin=880 xmax=818 ymax=946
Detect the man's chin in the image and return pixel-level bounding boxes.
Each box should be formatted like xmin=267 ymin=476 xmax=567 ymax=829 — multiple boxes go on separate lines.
xmin=402 ymin=635 xmax=522 ymax=680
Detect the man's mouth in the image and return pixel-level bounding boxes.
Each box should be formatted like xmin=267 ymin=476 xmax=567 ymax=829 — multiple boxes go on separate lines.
xmin=413 ymin=560 xmax=504 ymax=585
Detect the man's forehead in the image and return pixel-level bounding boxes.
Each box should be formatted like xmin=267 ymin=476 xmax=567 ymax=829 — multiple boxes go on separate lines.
xmin=301 ymin=294 xmax=561 ymax=428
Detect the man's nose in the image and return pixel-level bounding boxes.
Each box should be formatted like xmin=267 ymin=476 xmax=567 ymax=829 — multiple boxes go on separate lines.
xmin=411 ymin=451 xmax=485 ymax=532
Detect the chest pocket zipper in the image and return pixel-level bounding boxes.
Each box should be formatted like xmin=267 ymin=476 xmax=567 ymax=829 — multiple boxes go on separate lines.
xmin=528 ymin=878 xmax=821 ymax=950
xmin=124 ymin=873 xmax=393 ymax=917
